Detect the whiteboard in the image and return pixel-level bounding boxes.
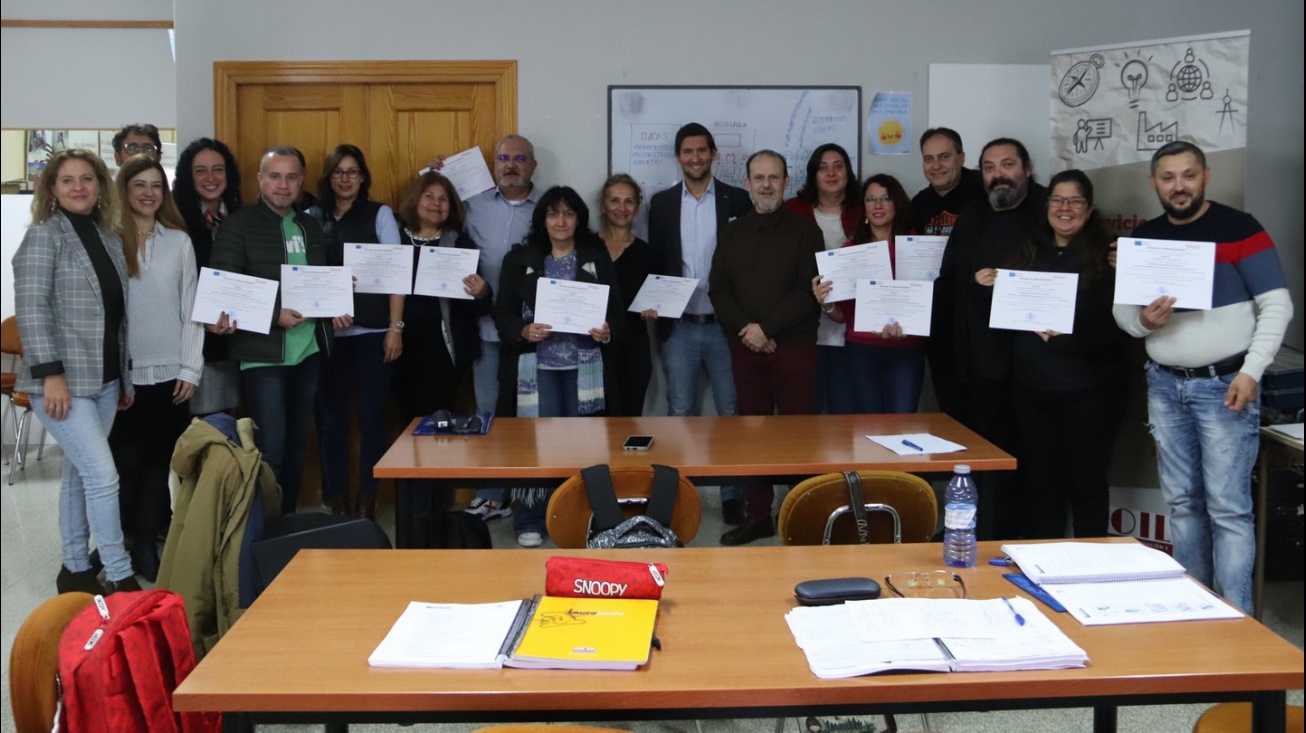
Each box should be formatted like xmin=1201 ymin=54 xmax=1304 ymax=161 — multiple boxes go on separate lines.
xmin=927 ymin=64 xmax=1053 ymax=183
xmin=608 ymin=86 xmax=861 ymax=200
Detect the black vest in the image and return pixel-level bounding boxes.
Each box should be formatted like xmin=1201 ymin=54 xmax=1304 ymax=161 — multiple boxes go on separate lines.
xmin=314 ymin=200 xmax=390 ymax=329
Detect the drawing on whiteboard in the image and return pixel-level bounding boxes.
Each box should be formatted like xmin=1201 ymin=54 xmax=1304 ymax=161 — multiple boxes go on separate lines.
xmin=1136 ymin=111 xmax=1178 ymax=151
xmin=1117 ymin=53 xmax=1151 ymax=110
xmin=1216 ymin=91 xmax=1239 ymax=136
xmin=1057 ymin=54 xmax=1104 ymax=108
xmin=1165 ymin=48 xmax=1211 ymax=103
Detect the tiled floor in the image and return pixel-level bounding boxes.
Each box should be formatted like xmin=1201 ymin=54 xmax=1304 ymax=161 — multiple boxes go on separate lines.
xmin=2 ymin=447 xmax=1301 ymax=732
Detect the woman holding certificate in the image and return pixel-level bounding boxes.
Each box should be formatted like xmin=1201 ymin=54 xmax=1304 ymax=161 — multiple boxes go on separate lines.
xmin=495 ymin=186 xmax=623 ymax=544
xmin=786 ymin=144 xmax=863 ymax=414
xmin=598 ymin=174 xmax=656 ymax=416
xmin=999 ymin=169 xmax=1126 ymax=539
xmin=392 ymin=172 xmax=491 ymax=419
xmin=812 ymin=174 xmax=925 ymax=413
xmin=14 ymin=148 xmax=139 ymax=595
xmin=107 ymin=155 xmax=204 ymax=581
xmin=173 ymin=137 xmax=243 ymax=415
xmin=306 ymin=145 xmax=403 ymax=519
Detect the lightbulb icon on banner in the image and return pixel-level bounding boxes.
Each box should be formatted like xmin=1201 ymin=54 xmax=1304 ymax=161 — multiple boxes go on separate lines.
xmin=1120 ymin=59 xmax=1149 ymax=109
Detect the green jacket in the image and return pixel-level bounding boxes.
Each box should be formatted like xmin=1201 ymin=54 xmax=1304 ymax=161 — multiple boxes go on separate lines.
xmin=157 ymin=417 xmax=281 ymax=660
xmin=209 ymin=199 xmax=334 ymax=363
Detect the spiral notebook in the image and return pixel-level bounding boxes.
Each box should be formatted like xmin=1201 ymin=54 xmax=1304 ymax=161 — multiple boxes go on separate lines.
xmin=999 ymin=542 xmax=1185 ymax=585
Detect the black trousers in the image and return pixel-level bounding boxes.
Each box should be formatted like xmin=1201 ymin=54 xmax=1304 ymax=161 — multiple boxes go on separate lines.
xmin=1012 ymin=382 xmax=1126 ymax=539
xmin=958 ymin=375 xmax=1021 ymax=541
xmin=110 ymin=381 xmax=190 ymax=539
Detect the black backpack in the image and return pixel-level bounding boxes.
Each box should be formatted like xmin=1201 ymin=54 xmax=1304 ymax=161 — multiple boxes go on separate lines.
xmin=443 ymin=511 xmax=493 ymax=549
xmin=582 ymin=464 xmax=683 ymax=549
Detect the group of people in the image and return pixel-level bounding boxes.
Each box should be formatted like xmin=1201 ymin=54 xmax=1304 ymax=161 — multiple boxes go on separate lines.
xmin=13 ymin=119 xmax=1291 ymax=614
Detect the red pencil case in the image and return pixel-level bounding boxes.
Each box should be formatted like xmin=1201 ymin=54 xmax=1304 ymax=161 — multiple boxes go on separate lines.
xmin=545 ymin=556 xmax=669 ymax=600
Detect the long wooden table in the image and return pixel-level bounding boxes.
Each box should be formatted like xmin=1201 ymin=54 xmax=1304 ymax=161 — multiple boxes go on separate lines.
xmin=374 ymin=413 xmax=1016 ymax=546
xmin=174 ymin=541 xmax=1303 ymax=732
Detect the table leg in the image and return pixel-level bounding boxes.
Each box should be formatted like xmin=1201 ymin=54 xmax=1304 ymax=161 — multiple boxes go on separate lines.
xmin=1092 ymin=705 xmax=1117 ymax=733
xmin=222 ymin=712 xmax=253 ymax=733
xmin=395 ymin=479 xmax=411 ymax=549
xmin=1251 ymin=690 xmax=1287 ymax=733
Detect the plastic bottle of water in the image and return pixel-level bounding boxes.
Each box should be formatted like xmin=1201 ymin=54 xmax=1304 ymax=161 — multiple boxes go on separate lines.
xmin=943 ymin=464 xmax=978 ymax=568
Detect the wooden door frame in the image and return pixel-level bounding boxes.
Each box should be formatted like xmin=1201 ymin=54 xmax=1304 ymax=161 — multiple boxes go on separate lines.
xmin=212 ymin=60 xmax=517 ymax=153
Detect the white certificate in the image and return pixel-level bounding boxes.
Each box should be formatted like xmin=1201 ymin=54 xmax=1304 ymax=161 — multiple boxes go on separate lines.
xmin=190 ymin=267 xmax=279 ymax=335
xmin=533 ymin=279 xmax=611 ymax=335
xmin=437 ymin=147 xmax=495 ymax=201
xmin=853 ymin=279 xmax=933 ymax=336
xmin=1113 ymin=237 xmax=1215 ymax=310
xmin=280 ymin=265 xmax=354 ymax=317
xmin=894 ymin=235 xmax=948 ymax=281
xmin=414 ymin=246 xmax=480 ymax=300
xmin=815 ymin=241 xmax=893 ymax=302
xmin=627 ymin=274 xmax=698 ymax=319
xmin=989 ymin=269 xmax=1079 ymax=333
xmin=343 ymin=243 xmax=413 ymax=295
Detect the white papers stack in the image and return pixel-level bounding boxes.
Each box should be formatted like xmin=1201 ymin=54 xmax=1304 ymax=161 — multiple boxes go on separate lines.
xmin=1000 ymin=542 xmax=1244 ymax=626
xmin=1268 ymin=423 xmax=1304 ymax=441
xmin=786 ymin=597 xmax=1087 ymax=679
xmin=866 ymin=433 xmax=966 ymax=455
xmin=368 ymin=600 xmax=523 ymax=669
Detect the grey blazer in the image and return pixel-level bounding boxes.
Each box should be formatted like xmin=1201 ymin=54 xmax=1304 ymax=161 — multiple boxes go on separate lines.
xmin=14 ymin=212 xmax=133 ymax=397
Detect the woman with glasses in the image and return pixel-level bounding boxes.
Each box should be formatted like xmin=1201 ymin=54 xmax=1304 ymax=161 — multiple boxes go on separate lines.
xmin=305 ymin=144 xmax=403 ymax=519
xmin=14 ymin=149 xmax=138 ymax=595
xmin=786 ymin=144 xmax=862 ymax=413
xmin=173 ymin=137 xmax=243 ymax=415
xmin=107 ymin=155 xmax=204 ymax=581
xmin=978 ymin=169 xmax=1125 ymax=538
xmin=812 ymin=174 xmax=925 ymax=413
xmin=597 ymin=174 xmax=656 ymax=416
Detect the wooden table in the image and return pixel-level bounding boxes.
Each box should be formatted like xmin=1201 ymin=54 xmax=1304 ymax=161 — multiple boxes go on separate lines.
xmin=1254 ymin=425 xmax=1304 ymax=619
xmin=374 ymin=413 xmax=1016 ymax=546
xmin=174 ymin=541 xmax=1303 ymax=733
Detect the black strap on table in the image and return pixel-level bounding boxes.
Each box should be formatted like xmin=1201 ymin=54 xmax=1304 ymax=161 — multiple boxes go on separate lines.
xmin=843 ymin=470 xmax=870 ymax=545
xmin=582 ymin=463 xmax=680 ymax=532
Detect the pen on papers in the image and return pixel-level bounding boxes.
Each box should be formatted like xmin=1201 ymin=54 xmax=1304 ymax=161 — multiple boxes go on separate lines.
xmin=901 ymin=439 xmax=925 ymax=452
xmin=1000 ymin=596 xmax=1026 ymax=626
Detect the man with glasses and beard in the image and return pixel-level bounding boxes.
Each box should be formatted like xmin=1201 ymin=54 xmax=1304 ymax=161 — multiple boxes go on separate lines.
xmin=708 ymin=150 xmax=823 ymax=545
xmin=934 ymin=137 xmax=1046 ymax=539
xmin=1113 ymin=141 xmax=1291 ymax=614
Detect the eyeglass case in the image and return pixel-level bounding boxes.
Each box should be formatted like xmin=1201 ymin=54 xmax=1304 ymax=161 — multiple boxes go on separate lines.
xmin=794 ymin=577 xmax=882 ymax=606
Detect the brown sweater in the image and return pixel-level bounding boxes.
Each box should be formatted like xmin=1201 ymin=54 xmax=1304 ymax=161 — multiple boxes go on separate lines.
xmin=709 ymin=207 xmax=823 ymax=344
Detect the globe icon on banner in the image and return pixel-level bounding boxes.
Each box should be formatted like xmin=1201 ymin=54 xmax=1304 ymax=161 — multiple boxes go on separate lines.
xmin=1175 ymin=64 xmax=1203 ymax=93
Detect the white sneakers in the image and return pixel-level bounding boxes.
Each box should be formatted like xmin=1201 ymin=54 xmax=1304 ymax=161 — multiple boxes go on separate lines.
xmin=516 ymin=531 xmax=543 ymax=548
xmin=465 ymin=498 xmax=512 ymax=521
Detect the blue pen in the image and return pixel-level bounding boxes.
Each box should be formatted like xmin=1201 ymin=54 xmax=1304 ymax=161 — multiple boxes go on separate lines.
xmin=989 ymin=557 xmax=1015 ymax=567
xmin=1000 ymin=596 xmax=1026 ymax=626
xmin=901 ymin=439 xmax=925 ymax=452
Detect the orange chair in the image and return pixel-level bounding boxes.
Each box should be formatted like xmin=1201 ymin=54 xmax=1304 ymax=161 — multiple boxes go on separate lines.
xmin=778 ymin=470 xmax=938 ymax=546
xmin=1 ymin=314 xmax=47 ymax=483
xmin=1192 ymin=702 xmax=1304 ymax=732
xmin=8 ymin=592 xmax=95 ymax=733
xmin=546 ymin=465 xmax=701 ymax=548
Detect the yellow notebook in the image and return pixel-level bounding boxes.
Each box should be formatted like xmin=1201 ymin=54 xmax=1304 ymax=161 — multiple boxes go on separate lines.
xmin=507 ymin=595 xmax=659 ymax=670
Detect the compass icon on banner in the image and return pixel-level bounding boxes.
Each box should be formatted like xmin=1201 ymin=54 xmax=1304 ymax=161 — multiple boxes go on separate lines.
xmin=1058 ymin=54 xmax=1105 ymax=108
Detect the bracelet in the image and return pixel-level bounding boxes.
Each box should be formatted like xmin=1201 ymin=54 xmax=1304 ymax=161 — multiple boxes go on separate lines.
xmin=821 ymin=303 xmax=835 ymax=314
xmin=387 ymin=327 xmax=403 ymax=333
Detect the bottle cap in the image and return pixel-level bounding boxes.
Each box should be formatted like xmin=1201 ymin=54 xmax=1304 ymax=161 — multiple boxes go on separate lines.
xmin=954 ymin=464 xmax=971 ymax=474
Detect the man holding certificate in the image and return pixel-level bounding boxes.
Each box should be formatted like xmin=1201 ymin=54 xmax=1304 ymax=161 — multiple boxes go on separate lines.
xmin=709 ymin=150 xmax=823 ymax=545
xmin=1112 ymin=142 xmax=1293 ymax=614
xmin=210 ymin=146 xmax=342 ymax=514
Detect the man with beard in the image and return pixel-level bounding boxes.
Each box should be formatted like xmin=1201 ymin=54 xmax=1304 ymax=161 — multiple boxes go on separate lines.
xmin=709 ymin=150 xmax=822 ymax=545
xmin=648 ymin=123 xmax=753 ymax=525
xmin=1113 ymin=141 xmax=1291 ymax=614
xmin=934 ymin=137 xmax=1046 ymax=539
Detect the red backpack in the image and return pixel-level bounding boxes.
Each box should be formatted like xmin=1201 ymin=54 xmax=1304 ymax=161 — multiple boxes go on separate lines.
xmin=58 ymin=589 xmax=220 ymax=733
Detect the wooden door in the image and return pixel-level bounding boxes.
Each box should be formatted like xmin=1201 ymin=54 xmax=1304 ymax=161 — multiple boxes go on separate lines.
xmin=214 ymin=61 xmax=516 ymax=208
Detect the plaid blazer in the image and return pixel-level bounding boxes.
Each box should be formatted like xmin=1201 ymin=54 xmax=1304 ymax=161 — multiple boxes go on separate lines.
xmin=14 ymin=212 xmax=133 ymax=397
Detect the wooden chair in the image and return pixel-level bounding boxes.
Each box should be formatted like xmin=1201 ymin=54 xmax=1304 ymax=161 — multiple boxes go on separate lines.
xmin=546 ymin=465 xmax=701 ymax=548
xmin=1192 ymin=702 xmax=1304 ymax=732
xmin=9 ymin=592 xmax=95 ymax=733
xmin=2 ymin=314 xmax=47 ymax=482
xmin=778 ymin=470 xmax=938 ymax=546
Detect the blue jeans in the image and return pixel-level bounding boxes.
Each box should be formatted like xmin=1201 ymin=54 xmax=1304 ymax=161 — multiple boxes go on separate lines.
xmin=844 ymin=343 xmax=925 ymax=414
xmin=34 ymin=380 xmax=134 ymax=582
xmin=317 ymin=333 xmax=393 ymax=499
xmin=662 ymin=321 xmax=739 ymax=503
xmin=1145 ymin=361 xmax=1259 ymax=613
xmin=512 ymin=368 xmax=579 ymax=534
xmin=242 ymin=353 xmax=322 ymax=514
xmin=473 ymin=341 xmax=508 ymax=506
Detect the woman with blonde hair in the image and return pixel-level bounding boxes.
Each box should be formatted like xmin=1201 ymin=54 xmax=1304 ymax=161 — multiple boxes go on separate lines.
xmin=14 ymin=148 xmax=138 ymax=594
xmin=108 ymin=154 xmax=204 ymax=581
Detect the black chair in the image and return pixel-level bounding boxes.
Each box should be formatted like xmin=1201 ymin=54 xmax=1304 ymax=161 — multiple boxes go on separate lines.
xmin=249 ymin=514 xmax=391 ymax=598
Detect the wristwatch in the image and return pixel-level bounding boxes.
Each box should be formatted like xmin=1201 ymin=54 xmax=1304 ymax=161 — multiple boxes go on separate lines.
xmin=389 ymin=320 xmax=405 ymax=331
